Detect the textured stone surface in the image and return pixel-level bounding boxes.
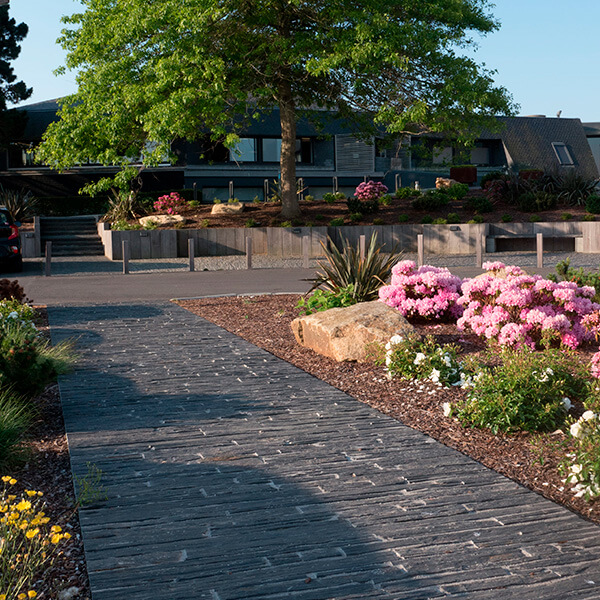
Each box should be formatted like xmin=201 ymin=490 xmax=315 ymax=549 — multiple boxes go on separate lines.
xmin=49 ymin=302 xmax=600 ymax=600
xmin=138 ymin=215 xmax=185 ymax=226
xmin=291 ymin=300 xmax=415 ymax=361
xmin=211 ymin=202 xmax=244 ymax=215
xmin=435 ymin=177 xmax=459 ymax=189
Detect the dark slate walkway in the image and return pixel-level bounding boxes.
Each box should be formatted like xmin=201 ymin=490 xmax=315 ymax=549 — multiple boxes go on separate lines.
xmin=50 ymin=302 xmax=600 ymax=600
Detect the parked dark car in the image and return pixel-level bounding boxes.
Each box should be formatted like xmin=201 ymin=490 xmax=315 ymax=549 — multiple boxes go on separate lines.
xmin=0 ymin=207 xmax=22 ymax=272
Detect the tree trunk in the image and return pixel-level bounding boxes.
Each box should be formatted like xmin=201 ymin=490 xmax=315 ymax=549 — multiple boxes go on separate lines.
xmin=278 ymin=80 xmax=300 ymax=219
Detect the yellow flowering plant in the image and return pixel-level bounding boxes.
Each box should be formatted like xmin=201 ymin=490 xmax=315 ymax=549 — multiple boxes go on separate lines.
xmin=0 ymin=477 xmax=71 ymax=599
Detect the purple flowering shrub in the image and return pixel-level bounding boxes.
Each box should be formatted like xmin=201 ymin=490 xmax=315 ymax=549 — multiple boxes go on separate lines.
xmin=153 ymin=192 xmax=187 ymax=215
xmin=355 ymin=180 xmax=388 ymax=202
xmin=457 ymin=261 xmax=600 ymax=350
xmin=379 ymin=260 xmax=463 ymax=321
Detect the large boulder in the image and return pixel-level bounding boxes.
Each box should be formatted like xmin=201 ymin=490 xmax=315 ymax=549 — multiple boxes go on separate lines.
xmin=291 ymin=300 xmax=415 ymax=362
xmin=211 ymin=202 xmax=244 ymax=215
xmin=139 ymin=214 xmax=185 ymax=227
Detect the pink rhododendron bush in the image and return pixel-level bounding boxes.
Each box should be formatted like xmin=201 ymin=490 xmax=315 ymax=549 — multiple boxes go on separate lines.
xmin=457 ymin=261 xmax=600 ymax=349
xmin=378 ymin=260 xmax=463 ymax=320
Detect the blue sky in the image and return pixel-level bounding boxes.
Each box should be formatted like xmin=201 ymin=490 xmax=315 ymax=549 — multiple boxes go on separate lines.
xmin=9 ymin=0 xmax=600 ymax=123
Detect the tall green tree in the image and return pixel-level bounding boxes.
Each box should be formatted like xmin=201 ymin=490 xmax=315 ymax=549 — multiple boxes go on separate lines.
xmin=39 ymin=0 xmax=515 ymax=218
xmin=0 ymin=5 xmax=32 ymax=145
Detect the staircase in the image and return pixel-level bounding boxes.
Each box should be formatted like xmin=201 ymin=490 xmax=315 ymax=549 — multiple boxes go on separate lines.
xmin=39 ymin=216 xmax=105 ymax=256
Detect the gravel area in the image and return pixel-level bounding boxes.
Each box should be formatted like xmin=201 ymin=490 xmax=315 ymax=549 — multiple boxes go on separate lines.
xmin=17 ymin=251 xmax=600 ymax=277
xmin=177 ymin=294 xmax=600 ymax=526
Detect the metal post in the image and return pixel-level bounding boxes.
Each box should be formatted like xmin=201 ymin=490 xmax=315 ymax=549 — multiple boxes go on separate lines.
xmin=395 ymin=173 xmax=401 ymax=192
xmin=122 ymin=240 xmax=129 ymax=275
xmin=245 ymin=237 xmax=252 ymax=270
xmin=417 ymin=234 xmax=424 ymax=267
xmin=193 ymin=182 xmax=197 ymax=202
xmin=298 ymin=177 xmax=304 ymax=201
xmin=229 ymin=180 xmax=234 ymax=200
xmin=363 ymin=175 xmax=368 ymax=183
xmin=332 ymin=176 xmax=338 ymax=193
xmin=302 ymin=235 xmax=310 ymax=269
xmin=537 ymin=233 xmax=544 ymax=268
xmin=475 ymin=234 xmax=483 ymax=268
xmin=263 ymin=179 xmax=269 ymax=201
xmin=188 ymin=238 xmax=195 ymax=272
xmin=44 ymin=241 xmax=52 ymax=277
xmin=359 ymin=235 xmax=366 ymax=260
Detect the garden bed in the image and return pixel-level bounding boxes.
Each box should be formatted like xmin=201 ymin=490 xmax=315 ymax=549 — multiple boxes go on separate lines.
xmin=117 ymin=189 xmax=594 ymax=230
xmin=177 ymin=294 xmax=600 ymax=524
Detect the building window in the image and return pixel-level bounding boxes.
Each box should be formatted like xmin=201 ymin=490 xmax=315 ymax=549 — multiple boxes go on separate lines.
xmin=230 ymin=138 xmax=257 ymax=162
xmin=552 ymin=142 xmax=574 ymax=166
xmin=262 ymin=138 xmax=281 ymax=162
xmin=296 ymin=138 xmax=312 ymax=164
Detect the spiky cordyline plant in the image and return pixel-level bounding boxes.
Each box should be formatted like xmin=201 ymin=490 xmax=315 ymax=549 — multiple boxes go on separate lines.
xmin=309 ymin=233 xmax=401 ymax=302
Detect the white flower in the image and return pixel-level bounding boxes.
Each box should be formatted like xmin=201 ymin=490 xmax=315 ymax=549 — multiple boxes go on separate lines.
xmin=570 ymin=422 xmax=582 ymax=438
xmin=385 ymin=342 xmax=392 ymax=351
xmin=582 ymin=410 xmax=596 ymax=421
xmin=562 ymin=397 xmax=572 ymax=411
xmin=545 ymin=368 xmax=554 ymax=376
xmin=570 ymin=464 xmax=583 ymax=474
xmin=429 ymin=368 xmax=441 ymax=383
xmin=413 ymin=352 xmax=426 ymax=365
xmin=385 ymin=355 xmax=392 ymax=367
xmin=7 ymin=311 xmax=18 ymax=319
xmin=442 ymin=402 xmax=452 ymax=417
xmin=389 ymin=335 xmax=404 ymax=346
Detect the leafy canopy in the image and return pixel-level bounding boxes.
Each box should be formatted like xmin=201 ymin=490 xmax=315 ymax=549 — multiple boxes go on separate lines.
xmin=0 ymin=6 xmax=31 ymax=145
xmin=38 ymin=0 xmax=515 ymax=211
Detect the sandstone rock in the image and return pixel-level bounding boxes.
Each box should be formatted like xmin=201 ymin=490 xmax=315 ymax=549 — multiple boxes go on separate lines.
xmin=435 ymin=177 xmax=459 ymax=189
xmin=291 ymin=300 xmax=415 ymax=362
xmin=211 ymin=202 xmax=245 ymax=215
xmin=138 ymin=214 xmax=185 ymax=227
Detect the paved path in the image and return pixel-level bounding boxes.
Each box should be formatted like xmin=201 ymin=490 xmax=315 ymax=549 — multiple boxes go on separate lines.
xmin=49 ymin=302 xmax=600 ymax=599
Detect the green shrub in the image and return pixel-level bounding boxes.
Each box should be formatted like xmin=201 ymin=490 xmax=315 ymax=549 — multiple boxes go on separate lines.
xmin=395 ymin=187 xmax=421 ymax=199
xmin=382 ymin=334 xmax=462 ymax=387
xmin=188 ymin=200 xmax=200 ymax=208
xmin=280 ymin=220 xmax=292 ymax=228
xmin=304 ymin=195 xmax=315 ymax=202
xmin=445 ymin=183 xmax=469 ymax=200
xmin=468 ymin=215 xmax=484 ymax=224
xmin=0 ymin=186 xmax=38 ymax=222
xmin=480 ymin=171 xmax=505 ymax=189
xmin=309 ymin=233 xmax=401 ymax=302
xmin=431 ymin=218 xmax=448 ymax=225
xmin=454 ymin=349 xmax=586 ymax=434
xmin=143 ymin=220 xmax=158 ymax=230
xmin=198 ymin=218 xmax=210 ymax=228
xmin=315 ymin=214 xmax=326 ymax=221
xmin=372 ymin=217 xmax=384 ymax=225
xmin=584 ymin=214 xmax=596 ymax=221
xmin=465 ymin=196 xmax=493 ymax=214
xmin=501 ymin=213 xmax=513 ymax=223
xmin=245 ymin=218 xmax=258 ymax=228
xmin=529 ymin=214 xmax=541 ymax=223
xmin=252 ymin=196 xmax=261 ymax=204
xmin=296 ymin=285 xmax=357 ymax=315
xmin=421 ymin=215 xmax=434 ymax=224
xmin=556 ymin=171 xmax=599 ymax=206
xmin=228 ymin=197 xmax=240 ymax=204
xmin=517 ymin=188 xmax=558 ymax=212
xmin=379 ymin=194 xmax=392 ymax=206
xmin=323 ymin=192 xmax=336 ymax=204
xmin=347 ymin=197 xmax=379 ymax=214
xmin=561 ymin=212 xmax=573 ymax=221
xmin=329 ymin=217 xmax=345 ymax=226
xmin=334 ymin=192 xmax=346 ymax=200
xmin=548 ymin=258 xmax=600 ymax=302
xmin=111 ymin=220 xmax=141 ymax=231
xmin=411 ymin=189 xmax=449 ymax=211
xmin=397 ymin=214 xmax=409 ymax=223
xmin=445 ymin=212 xmax=460 ymax=224
xmin=586 ymin=194 xmax=600 ymax=214
xmin=0 ymin=323 xmax=74 ymax=397
xmin=349 ymin=212 xmax=363 ymax=223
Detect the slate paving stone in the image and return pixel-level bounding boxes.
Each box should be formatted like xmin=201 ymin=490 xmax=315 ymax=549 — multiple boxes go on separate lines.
xmin=49 ymin=302 xmax=600 ymax=599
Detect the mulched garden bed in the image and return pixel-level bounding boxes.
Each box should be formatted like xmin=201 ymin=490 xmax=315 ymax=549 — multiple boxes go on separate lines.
xmin=177 ymin=294 xmax=600 ymax=525
xmin=11 ymin=308 xmax=91 ymax=600
xmin=122 ymin=189 xmax=593 ymax=229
